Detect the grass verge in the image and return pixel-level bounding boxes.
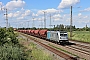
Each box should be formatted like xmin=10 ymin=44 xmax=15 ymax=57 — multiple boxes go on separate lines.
xmin=18 ymin=36 xmax=53 ymax=60
xmin=48 ymin=44 xmax=79 ymax=57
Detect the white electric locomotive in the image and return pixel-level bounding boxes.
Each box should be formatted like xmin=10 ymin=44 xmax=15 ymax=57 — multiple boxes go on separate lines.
xmin=47 ymin=31 xmax=68 ymax=43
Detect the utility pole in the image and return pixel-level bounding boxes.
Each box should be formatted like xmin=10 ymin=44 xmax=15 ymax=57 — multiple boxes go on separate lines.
xmin=9 ymin=23 xmax=10 ymax=27
xmin=38 ymin=19 xmax=43 ymax=28
xmin=0 ymin=4 xmax=8 ymax=29
xmin=70 ymin=6 xmax=72 ymax=39
xmin=32 ymin=18 xmax=35 ymax=28
xmin=50 ymin=14 xmax=51 ymax=28
xmin=40 ymin=20 xmax=43 ymax=28
xmin=28 ymin=21 xmax=29 ymax=29
xmin=50 ymin=14 xmax=52 ymax=31
xmin=26 ymin=21 xmax=29 ymax=29
xmin=4 ymin=9 xmax=8 ymax=29
xmin=43 ymin=11 xmax=46 ymax=28
xmin=49 ymin=14 xmax=55 ymax=30
xmin=0 ymin=5 xmax=2 ymax=10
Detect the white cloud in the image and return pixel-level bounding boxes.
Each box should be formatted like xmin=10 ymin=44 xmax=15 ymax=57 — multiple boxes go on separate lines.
xmin=6 ymin=0 xmax=25 ymax=10
xmin=37 ymin=10 xmax=45 ymax=15
xmin=38 ymin=18 xmax=43 ymax=21
xmin=0 ymin=2 xmax=3 ymax=11
xmin=58 ymin=0 xmax=80 ymax=9
xmin=8 ymin=13 xmax=13 ymax=18
xmin=6 ymin=9 xmax=32 ymax=23
xmin=7 ymin=11 xmax=21 ymax=19
xmin=37 ymin=8 xmax=62 ymax=15
xmin=32 ymin=13 xmax=38 ymax=17
xmin=78 ymin=13 xmax=82 ymax=16
xmin=17 ymin=17 xmax=24 ymax=20
xmin=22 ymin=10 xmax=31 ymax=17
xmin=13 ymin=11 xmax=21 ymax=17
xmin=53 ymin=14 xmax=62 ymax=21
xmin=66 ymin=18 xmax=70 ymax=22
xmin=83 ymin=16 xmax=88 ymax=19
xmin=45 ymin=8 xmax=62 ymax=14
xmin=63 ymin=14 xmax=70 ymax=17
xmin=18 ymin=0 xmax=22 ymax=1
xmin=53 ymin=14 xmax=61 ymax=18
xmin=0 ymin=2 xmax=2 ymax=5
xmin=7 ymin=9 xmax=32 ymax=21
xmin=79 ymin=20 xmax=90 ymax=24
xmin=25 ymin=10 xmax=31 ymax=16
xmin=54 ymin=18 xmax=60 ymax=21
xmin=12 ymin=0 xmax=17 ymax=1
xmin=81 ymin=7 xmax=90 ymax=12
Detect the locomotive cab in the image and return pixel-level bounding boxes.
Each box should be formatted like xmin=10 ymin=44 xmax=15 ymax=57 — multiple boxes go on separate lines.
xmin=58 ymin=31 xmax=68 ymax=43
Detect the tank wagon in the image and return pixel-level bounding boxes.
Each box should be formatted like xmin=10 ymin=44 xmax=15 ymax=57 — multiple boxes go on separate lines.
xmin=18 ymin=30 xmax=68 ymax=43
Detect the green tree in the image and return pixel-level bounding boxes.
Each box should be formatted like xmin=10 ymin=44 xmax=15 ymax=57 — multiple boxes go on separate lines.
xmin=0 ymin=28 xmax=7 ymax=45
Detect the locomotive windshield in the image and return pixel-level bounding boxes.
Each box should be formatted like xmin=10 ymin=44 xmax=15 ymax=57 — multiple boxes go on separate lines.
xmin=60 ymin=34 xmax=67 ymax=36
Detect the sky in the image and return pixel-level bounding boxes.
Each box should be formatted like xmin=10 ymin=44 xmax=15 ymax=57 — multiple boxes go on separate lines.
xmin=0 ymin=0 xmax=90 ymax=28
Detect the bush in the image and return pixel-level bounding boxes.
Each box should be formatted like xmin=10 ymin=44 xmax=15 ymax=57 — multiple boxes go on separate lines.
xmin=0 ymin=28 xmax=27 ymax=60
xmin=0 ymin=28 xmax=18 ymax=46
xmin=0 ymin=45 xmax=27 ymax=60
xmin=0 ymin=28 xmax=7 ymax=45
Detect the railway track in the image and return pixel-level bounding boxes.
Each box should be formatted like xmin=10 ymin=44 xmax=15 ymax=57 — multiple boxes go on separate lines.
xmin=69 ymin=40 xmax=90 ymax=51
xmin=70 ymin=40 xmax=90 ymax=53
xmin=19 ymin=32 xmax=90 ymax=60
xmin=20 ymin=33 xmax=77 ymax=60
xmin=35 ymin=40 xmax=76 ymax=60
xmin=65 ymin=45 xmax=90 ymax=55
xmin=64 ymin=42 xmax=90 ymax=55
xmin=75 ymin=44 xmax=90 ymax=50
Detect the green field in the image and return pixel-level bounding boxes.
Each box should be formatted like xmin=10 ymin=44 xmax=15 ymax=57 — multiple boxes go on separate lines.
xmin=68 ymin=31 xmax=90 ymax=43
